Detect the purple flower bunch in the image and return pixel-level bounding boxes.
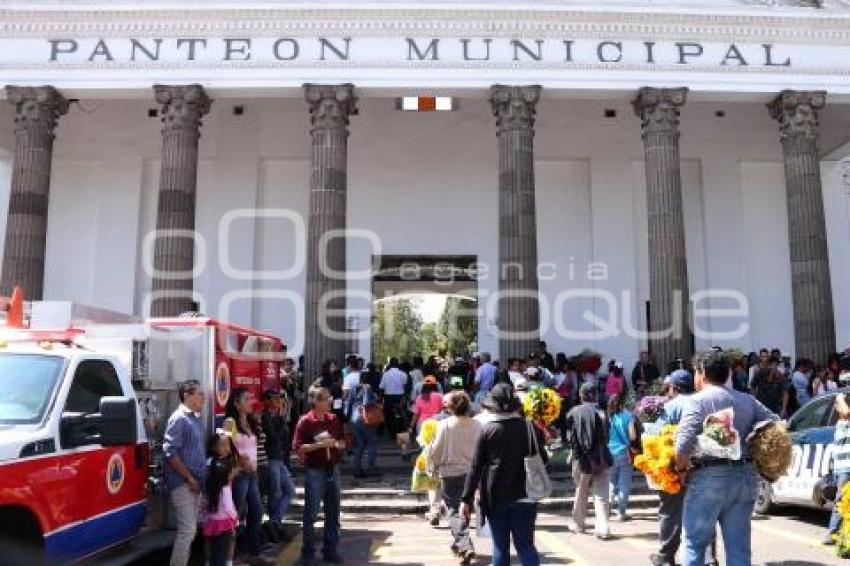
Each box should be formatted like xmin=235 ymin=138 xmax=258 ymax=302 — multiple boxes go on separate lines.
xmin=635 ymin=395 xmax=667 ymax=423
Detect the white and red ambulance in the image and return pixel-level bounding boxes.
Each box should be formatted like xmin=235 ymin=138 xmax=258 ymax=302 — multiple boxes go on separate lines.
xmin=0 ymin=299 xmax=284 ymax=564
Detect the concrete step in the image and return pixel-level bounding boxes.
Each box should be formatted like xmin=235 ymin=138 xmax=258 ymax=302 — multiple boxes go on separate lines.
xmin=288 ymin=493 xmax=660 ymax=515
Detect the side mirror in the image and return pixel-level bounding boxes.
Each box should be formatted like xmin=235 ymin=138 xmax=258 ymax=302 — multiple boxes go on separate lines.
xmin=61 ymin=397 xmax=137 ymax=448
xmin=99 ymin=397 xmax=138 ymax=446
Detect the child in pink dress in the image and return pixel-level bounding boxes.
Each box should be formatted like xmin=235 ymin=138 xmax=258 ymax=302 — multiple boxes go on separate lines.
xmin=203 ymin=431 xmax=239 ymax=566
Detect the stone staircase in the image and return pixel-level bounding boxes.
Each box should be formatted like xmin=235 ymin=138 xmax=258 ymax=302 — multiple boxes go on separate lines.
xmin=288 ymin=441 xmax=658 ymax=517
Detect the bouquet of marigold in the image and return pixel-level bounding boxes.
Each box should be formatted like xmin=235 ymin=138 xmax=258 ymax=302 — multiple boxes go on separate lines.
xmin=522 ymin=387 xmax=562 ymax=425
xmin=635 ymin=395 xmax=667 ymax=424
xmin=633 ymin=424 xmax=682 ymax=494
xmin=837 ymin=482 xmax=850 ymax=557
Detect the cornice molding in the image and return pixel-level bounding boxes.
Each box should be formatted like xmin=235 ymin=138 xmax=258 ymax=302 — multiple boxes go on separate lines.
xmin=1 ymin=7 xmax=850 ymax=45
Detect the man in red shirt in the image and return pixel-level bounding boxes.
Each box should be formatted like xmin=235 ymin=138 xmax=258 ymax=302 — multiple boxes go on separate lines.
xmin=293 ymin=384 xmax=345 ymax=565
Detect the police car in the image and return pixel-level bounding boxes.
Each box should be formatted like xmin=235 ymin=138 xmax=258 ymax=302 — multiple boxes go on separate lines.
xmin=755 ymin=389 xmax=844 ymax=515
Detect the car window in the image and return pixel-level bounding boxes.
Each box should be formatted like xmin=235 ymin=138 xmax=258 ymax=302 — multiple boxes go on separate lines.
xmin=789 ymin=396 xmax=833 ymax=432
xmin=64 ymin=360 xmax=123 ymax=415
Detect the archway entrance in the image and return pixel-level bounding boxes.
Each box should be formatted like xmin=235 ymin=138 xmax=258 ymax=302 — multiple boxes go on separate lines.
xmin=371 ymin=255 xmax=478 ymax=366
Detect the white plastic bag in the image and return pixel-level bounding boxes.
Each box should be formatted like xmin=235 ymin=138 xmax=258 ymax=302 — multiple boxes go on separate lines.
xmin=693 ymin=408 xmax=741 ymax=461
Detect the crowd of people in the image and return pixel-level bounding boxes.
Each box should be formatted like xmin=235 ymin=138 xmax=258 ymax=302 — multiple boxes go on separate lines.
xmin=159 ymin=340 xmax=850 ymax=566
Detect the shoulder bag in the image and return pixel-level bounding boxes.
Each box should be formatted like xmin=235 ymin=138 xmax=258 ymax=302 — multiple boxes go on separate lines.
xmin=524 ymin=421 xmax=553 ymax=501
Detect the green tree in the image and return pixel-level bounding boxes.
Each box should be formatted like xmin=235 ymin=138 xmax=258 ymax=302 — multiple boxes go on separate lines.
xmin=438 ymin=297 xmax=477 ymax=358
xmin=371 ymin=297 xmax=424 ymax=365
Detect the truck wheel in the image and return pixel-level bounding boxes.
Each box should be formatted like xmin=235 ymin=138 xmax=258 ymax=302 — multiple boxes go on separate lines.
xmin=0 ymin=535 xmax=44 ymax=566
xmin=754 ymin=478 xmax=775 ymax=515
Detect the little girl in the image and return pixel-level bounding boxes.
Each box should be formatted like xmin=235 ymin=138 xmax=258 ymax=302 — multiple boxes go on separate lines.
xmin=203 ymin=431 xmax=239 ymax=566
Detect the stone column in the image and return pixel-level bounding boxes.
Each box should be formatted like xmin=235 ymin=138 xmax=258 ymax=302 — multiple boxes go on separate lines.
xmin=491 ymin=85 xmax=541 ymax=362
xmin=303 ymin=84 xmax=357 ymax=382
xmin=1 ymin=86 xmax=69 ymax=299
xmin=632 ymin=87 xmax=693 ymax=370
xmin=768 ymin=90 xmax=835 ymax=363
xmin=149 ymin=84 xmax=211 ymax=316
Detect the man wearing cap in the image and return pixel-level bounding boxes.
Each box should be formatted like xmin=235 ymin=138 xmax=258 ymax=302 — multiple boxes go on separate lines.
xmin=261 ymin=389 xmax=296 ymax=541
xmin=650 ymin=369 xmax=701 ymax=566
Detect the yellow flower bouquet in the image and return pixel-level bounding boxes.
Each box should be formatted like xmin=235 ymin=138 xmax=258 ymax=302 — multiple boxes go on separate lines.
xmin=633 ymin=424 xmax=682 ymax=494
xmin=837 ymin=482 xmax=850 ymax=557
xmin=411 ymin=419 xmax=440 ymax=493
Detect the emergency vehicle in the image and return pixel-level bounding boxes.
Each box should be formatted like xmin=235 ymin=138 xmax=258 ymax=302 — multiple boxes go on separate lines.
xmin=0 ymin=296 xmax=284 ymax=564
xmin=755 ymin=389 xmax=844 ymax=515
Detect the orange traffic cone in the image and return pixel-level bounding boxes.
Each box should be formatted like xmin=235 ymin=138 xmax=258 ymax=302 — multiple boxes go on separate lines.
xmin=7 ymin=286 xmax=23 ymax=328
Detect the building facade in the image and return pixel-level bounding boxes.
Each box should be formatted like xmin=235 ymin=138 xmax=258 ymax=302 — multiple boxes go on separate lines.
xmin=1 ymin=0 xmax=850 ymax=374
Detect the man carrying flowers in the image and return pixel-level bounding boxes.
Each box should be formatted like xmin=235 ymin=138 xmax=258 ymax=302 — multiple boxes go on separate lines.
xmin=648 ymin=370 xmax=718 ymax=566
xmin=675 ymin=351 xmax=777 ymax=566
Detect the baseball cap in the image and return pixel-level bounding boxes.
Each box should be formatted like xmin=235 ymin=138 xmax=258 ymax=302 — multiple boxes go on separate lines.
xmin=669 ymin=369 xmax=694 ymax=391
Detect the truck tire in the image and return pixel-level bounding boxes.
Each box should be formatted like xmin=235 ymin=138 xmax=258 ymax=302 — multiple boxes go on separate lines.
xmin=754 ymin=478 xmax=775 ymax=515
xmin=0 ymin=535 xmax=44 ymax=566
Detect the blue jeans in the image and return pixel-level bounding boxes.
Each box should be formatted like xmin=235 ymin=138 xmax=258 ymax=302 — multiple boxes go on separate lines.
xmin=301 ymin=467 xmax=341 ymax=559
xmin=828 ymin=472 xmax=850 ymax=534
xmin=609 ymin=453 xmax=633 ymax=516
xmin=353 ymin=420 xmax=379 ymax=471
xmin=488 ymin=501 xmax=539 ymax=566
xmin=683 ymin=465 xmax=757 ymax=566
xmin=232 ymin=471 xmax=263 ymax=556
xmin=268 ymin=459 xmax=296 ymax=523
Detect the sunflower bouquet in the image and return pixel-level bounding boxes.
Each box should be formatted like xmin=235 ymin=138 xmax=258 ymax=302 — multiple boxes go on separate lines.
xmin=522 ymin=387 xmax=562 ymax=426
xmin=633 ymin=424 xmax=682 ymax=494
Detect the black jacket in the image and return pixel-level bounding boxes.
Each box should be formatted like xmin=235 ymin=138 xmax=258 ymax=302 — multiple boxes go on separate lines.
xmin=461 ymin=414 xmax=547 ymax=517
xmin=565 ymin=402 xmax=613 ymax=474
xmin=261 ymin=410 xmax=289 ymax=461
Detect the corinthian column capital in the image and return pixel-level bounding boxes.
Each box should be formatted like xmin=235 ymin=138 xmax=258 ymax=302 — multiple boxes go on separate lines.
xmin=767 ymin=90 xmax=826 ymax=140
xmin=490 ymin=85 xmax=541 ymax=134
xmin=304 ymin=83 xmax=358 ymax=130
xmin=154 ymin=84 xmax=211 ymax=133
xmin=5 ymin=86 xmax=69 ymax=132
xmin=632 ymin=87 xmax=688 ymax=136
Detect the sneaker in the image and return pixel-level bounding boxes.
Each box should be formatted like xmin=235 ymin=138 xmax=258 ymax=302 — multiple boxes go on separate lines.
xmin=618 ymin=512 xmax=632 ymax=522
xmin=459 ymin=549 xmax=475 ymax=565
xmin=426 ymin=513 xmax=440 ymax=527
xmin=322 ymin=550 xmax=345 ymax=564
xmin=823 ymin=533 xmax=837 ymax=546
xmin=649 ymin=553 xmax=674 ymax=566
xmin=450 ymin=544 xmax=460 ymax=557
xmin=595 ymin=532 xmax=612 ymax=541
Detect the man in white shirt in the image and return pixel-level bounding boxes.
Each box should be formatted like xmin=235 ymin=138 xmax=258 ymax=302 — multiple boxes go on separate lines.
xmin=380 ymin=357 xmax=409 ymax=435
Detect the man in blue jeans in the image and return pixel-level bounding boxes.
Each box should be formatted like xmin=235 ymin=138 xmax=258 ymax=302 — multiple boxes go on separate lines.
xmin=293 ymin=385 xmax=345 ymax=566
xmin=824 ymin=390 xmax=850 ymax=545
xmin=675 ymin=351 xmax=776 ymax=566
